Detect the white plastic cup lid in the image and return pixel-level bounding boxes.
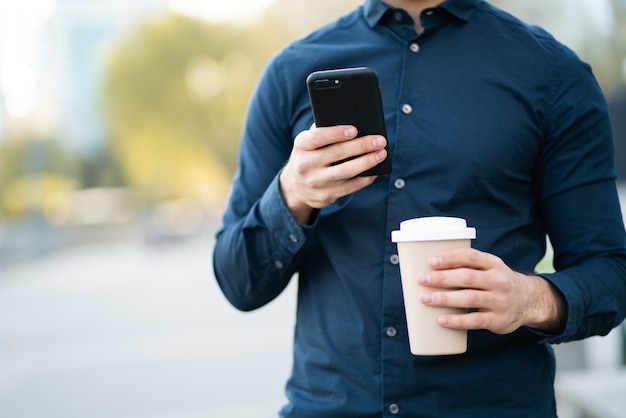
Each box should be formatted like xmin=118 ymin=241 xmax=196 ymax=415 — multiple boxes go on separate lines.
xmin=391 ymin=217 xmax=476 ymax=242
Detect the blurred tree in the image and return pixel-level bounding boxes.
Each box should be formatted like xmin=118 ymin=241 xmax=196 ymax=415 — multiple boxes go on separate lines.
xmin=79 ymin=146 xmax=126 ymax=189
xmin=102 ymin=13 xmax=285 ymax=204
xmin=0 ymin=136 xmax=81 ymax=219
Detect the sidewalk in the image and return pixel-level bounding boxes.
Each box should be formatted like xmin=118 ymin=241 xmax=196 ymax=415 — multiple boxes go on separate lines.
xmin=0 ymin=237 xmax=296 ymax=418
xmin=556 ymin=366 xmax=626 ymax=418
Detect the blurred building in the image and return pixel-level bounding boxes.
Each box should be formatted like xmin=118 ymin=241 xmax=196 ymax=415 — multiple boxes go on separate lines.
xmin=47 ymin=0 xmax=167 ymax=154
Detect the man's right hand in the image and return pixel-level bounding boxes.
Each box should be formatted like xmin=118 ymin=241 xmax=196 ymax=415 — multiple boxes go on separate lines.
xmin=279 ymin=124 xmax=388 ymax=225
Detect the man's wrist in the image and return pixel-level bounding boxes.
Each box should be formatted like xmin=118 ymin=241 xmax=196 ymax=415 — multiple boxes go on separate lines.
xmin=278 ymin=170 xmax=316 ymax=225
xmin=526 ymin=275 xmax=567 ymax=335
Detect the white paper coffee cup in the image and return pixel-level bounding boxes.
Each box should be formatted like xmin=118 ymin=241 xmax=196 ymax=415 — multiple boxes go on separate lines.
xmin=392 ymin=217 xmax=476 ymax=356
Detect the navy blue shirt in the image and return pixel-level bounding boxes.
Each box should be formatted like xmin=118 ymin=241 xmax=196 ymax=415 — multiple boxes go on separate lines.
xmin=213 ymin=0 xmax=626 ymax=416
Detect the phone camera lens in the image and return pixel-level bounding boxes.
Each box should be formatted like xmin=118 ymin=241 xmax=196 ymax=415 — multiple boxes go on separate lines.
xmin=312 ymin=78 xmax=341 ymax=89
xmin=313 ymin=79 xmax=330 ymax=88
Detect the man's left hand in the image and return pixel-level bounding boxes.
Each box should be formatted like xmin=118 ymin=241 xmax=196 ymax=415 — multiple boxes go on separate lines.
xmin=417 ymin=248 xmax=566 ymax=335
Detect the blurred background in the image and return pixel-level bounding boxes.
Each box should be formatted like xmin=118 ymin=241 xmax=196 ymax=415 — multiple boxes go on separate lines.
xmin=0 ymin=0 xmax=624 ymax=417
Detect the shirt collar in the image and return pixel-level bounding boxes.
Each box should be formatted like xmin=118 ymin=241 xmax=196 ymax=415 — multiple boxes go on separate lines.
xmin=364 ymin=0 xmax=479 ymax=28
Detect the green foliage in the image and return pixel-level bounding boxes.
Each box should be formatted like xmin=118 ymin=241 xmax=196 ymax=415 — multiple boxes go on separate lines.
xmin=0 ymin=136 xmax=81 ymax=218
xmin=535 ymin=254 xmax=556 ymax=274
xmin=102 ymin=12 xmax=285 ymax=202
xmin=79 ymin=146 xmax=126 ymax=189
xmin=0 ymin=137 xmax=80 ymax=187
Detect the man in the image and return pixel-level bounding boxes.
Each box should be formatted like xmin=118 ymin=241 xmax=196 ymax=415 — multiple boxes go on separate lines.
xmin=213 ymin=0 xmax=626 ymax=416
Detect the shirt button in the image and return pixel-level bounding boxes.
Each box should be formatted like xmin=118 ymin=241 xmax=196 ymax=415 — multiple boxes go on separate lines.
xmin=394 ymin=12 xmax=403 ymax=22
xmin=389 ymin=403 xmax=400 ymax=414
xmin=274 ymin=260 xmax=283 ymax=269
xmin=394 ymin=178 xmax=406 ymax=189
xmin=289 ymin=233 xmax=299 ymax=243
xmin=409 ymin=42 xmax=420 ymax=53
xmin=401 ymin=103 xmax=413 ymax=114
xmin=389 ymin=254 xmax=399 ymax=265
xmin=386 ymin=326 xmax=398 ymax=338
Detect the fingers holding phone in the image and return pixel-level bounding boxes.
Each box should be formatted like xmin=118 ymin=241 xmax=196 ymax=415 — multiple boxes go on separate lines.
xmin=296 ymin=124 xmax=387 ymax=174
xmin=279 ymin=124 xmax=387 ymax=225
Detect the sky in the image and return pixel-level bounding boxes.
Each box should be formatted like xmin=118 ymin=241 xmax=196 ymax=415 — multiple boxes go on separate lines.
xmin=0 ymin=0 xmax=57 ymax=119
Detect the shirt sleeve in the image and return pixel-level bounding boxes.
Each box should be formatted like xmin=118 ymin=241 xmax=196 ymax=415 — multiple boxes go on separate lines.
xmin=532 ymin=45 xmax=626 ymax=344
xmin=212 ymin=56 xmax=313 ymax=311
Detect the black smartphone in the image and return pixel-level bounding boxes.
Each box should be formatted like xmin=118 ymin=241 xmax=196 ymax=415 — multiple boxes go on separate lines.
xmin=306 ymin=67 xmax=392 ymax=176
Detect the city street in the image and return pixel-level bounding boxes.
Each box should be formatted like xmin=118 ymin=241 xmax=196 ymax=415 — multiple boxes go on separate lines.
xmin=0 ymin=235 xmax=296 ymax=418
